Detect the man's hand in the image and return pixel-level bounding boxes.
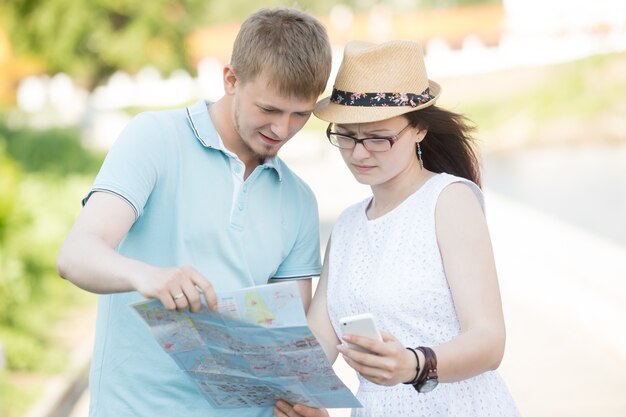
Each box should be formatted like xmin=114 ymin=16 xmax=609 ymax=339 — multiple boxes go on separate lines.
xmin=274 ymin=400 xmax=329 ymax=417
xmin=131 ymin=265 xmax=217 ymax=313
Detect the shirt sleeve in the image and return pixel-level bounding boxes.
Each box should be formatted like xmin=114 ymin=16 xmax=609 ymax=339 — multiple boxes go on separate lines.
xmin=83 ymin=112 xmax=166 ymax=219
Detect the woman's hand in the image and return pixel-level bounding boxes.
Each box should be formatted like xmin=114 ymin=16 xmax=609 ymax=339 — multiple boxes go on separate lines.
xmin=274 ymin=400 xmax=329 ymax=417
xmin=338 ymin=331 xmax=418 ymax=386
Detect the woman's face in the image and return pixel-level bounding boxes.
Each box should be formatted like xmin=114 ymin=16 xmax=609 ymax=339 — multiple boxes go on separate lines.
xmin=332 ymin=116 xmax=425 ymax=187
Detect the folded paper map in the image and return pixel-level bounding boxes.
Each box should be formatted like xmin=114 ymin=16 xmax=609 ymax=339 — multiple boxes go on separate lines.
xmin=131 ymin=281 xmax=361 ymax=409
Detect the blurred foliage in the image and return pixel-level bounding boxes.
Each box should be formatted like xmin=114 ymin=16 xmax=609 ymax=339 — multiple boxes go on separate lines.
xmin=1 ymin=0 xmax=210 ymax=89
xmin=0 ymin=0 xmax=499 ymax=90
xmin=0 ymin=374 xmax=41 ymax=417
xmin=458 ymin=52 xmax=626 ymax=137
xmin=0 ymin=116 xmax=100 ymax=416
xmin=0 ymin=123 xmax=103 ymax=175
xmin=0 ymin=145 xmax=21 ymax=246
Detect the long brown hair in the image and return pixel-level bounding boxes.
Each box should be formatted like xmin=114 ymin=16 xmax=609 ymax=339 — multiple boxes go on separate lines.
xmin=405 ymin=105 xmax=481 ymax=187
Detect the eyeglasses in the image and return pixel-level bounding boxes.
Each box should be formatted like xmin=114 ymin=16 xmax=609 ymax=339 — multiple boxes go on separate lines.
xmin=326 ymin=123 xmax=413 ymax=152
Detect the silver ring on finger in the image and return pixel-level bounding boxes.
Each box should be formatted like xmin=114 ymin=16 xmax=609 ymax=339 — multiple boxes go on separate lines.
xmin=173 ymin=292 xmax=184 ymax=301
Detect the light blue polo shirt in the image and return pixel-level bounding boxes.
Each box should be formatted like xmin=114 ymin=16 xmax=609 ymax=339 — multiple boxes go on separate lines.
xmin=84 ymin=100 xmax=322 ymax=417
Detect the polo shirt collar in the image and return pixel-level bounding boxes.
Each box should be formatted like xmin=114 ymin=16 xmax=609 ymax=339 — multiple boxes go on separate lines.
xmin=186 ymin=100 xmax=283 ymax=180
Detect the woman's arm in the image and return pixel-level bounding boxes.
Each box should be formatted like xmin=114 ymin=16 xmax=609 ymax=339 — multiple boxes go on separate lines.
xmin=307 ymin=241 xmax=341 ymax=363
xmin=296 ymin=279 xmax=313 ymax=313
xmin=273 ymin=243 xmax=339 ymax=417
xmin=432 ymin=181 xmax=506 ymax=382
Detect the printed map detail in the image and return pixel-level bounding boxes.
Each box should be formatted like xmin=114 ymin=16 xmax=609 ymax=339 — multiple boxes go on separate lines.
xmin=131 ymin=281 xmax=361 ymax=409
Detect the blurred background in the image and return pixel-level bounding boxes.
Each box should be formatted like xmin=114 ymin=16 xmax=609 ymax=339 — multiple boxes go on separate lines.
xmin=0 ymin=0 xmax=625 ymax=416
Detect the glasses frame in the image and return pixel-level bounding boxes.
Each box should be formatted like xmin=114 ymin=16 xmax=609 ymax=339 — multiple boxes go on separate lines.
xmin=326 ymin=123 xmax=413 ymax=152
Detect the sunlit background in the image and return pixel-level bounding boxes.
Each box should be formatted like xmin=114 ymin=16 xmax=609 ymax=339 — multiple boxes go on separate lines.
xmin=1 ymin=0 xmax=625 ymax=416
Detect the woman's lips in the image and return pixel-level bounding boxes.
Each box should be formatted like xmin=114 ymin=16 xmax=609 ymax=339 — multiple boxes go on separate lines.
xmin=353 ymin=164 xmax=375 ymax=172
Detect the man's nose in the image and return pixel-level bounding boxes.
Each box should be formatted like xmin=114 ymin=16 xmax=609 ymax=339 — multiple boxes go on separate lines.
xmin=271 ymin=115 xmax=291 ymax=140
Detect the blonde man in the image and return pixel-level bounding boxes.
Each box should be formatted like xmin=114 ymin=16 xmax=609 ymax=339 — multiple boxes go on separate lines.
xmin=58 ymin=8 xmax=331 ymax=417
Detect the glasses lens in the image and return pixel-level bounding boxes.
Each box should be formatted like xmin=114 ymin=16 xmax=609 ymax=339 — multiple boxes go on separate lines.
xmin=330 ymin=134 xmax=355 ymax=149
xmin=363 ymin=139 xmax=392 ymax=152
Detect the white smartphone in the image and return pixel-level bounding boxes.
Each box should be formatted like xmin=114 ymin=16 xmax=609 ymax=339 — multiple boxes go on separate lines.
xmin=339 ymin=313 xmax=383 ymax=353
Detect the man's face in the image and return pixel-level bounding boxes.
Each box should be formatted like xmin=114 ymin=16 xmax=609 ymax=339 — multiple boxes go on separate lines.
xmin=231 ymin=72 xmax=317 ymax=162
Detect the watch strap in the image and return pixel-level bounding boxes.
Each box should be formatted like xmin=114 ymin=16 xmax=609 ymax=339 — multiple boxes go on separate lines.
xmin=416 ymin=346 xmax=438 ymax=392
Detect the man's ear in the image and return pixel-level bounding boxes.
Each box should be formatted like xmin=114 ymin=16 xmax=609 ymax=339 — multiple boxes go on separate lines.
xmin=223 ymin=65 xmax=237 ymax=95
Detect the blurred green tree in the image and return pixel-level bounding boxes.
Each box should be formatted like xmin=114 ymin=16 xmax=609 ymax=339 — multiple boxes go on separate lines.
xmin=0 ymin=145 xmax=22 ymax=247
xmin=1 ymin=0 xmax=210 ymax=89
xmin=0 ymin=117 xmax=101 ymax=378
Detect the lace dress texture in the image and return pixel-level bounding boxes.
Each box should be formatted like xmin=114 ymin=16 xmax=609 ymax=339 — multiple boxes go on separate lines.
xmin=326 ymin=173 xmax=520 ymax=417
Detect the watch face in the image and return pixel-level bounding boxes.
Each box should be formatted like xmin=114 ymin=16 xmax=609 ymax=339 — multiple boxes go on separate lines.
xmin=417 ymin=378 xmax=438 ymax=393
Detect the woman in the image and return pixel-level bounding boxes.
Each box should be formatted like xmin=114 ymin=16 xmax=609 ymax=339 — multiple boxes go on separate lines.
xmin=275 ymin=40 xmax=520 ymax=417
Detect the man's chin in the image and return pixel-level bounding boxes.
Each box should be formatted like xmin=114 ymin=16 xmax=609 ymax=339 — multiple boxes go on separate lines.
xmin=255 ymin=143 xmax=282 ymax=160
xmin=247 ymin=149 xmax=275 ymax=163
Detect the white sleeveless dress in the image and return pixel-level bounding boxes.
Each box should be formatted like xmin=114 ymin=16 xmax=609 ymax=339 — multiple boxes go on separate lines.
xmin=326 ymin=173 xmax=520 ymax=417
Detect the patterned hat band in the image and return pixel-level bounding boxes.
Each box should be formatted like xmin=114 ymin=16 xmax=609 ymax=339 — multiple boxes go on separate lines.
xmin=329 ymin=87 xmax=434 ymax=108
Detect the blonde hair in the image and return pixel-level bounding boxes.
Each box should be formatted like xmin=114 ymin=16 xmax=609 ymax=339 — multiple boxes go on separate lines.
xmin=231 ymin=8 xmax=332 ymax=99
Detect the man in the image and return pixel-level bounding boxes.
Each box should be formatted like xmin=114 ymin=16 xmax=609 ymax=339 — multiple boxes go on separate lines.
xmin=57 ymin=8 xmax=332 ymax=417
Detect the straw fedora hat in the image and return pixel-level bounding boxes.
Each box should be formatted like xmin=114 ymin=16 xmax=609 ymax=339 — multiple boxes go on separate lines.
xmin=314 ymin=40 xmax=441 ymax=124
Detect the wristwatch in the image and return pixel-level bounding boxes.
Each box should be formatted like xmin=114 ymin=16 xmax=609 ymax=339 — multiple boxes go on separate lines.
xmin=416 ymin=346 xmax=439 ymax=393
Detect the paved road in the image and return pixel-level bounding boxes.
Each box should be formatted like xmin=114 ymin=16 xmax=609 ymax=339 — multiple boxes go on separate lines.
xmin=58 ymin=138 xmax=626 ymax=417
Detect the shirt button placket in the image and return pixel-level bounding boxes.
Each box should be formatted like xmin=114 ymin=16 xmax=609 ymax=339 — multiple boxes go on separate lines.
xmin=230 ymin=161 xmax=246 ymax=228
